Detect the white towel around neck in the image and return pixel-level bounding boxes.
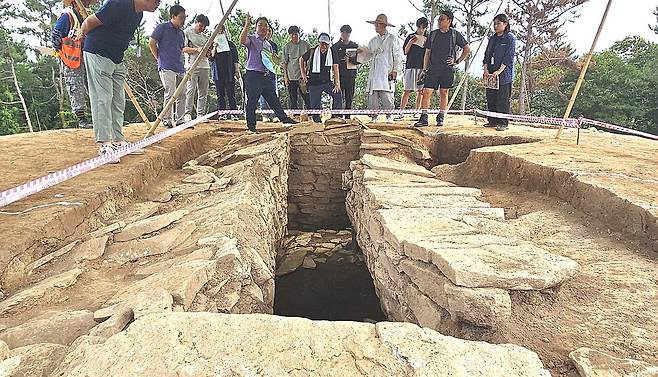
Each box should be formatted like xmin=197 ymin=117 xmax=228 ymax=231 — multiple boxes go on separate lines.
xmin=312 ymin=47 xmax=333 ymax=74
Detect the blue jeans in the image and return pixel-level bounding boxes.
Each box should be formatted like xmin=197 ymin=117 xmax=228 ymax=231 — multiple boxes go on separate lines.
xmin=244 ymin=71 xmax=286 ymax=130
xmin=308 ymin=82 xmax=343 ymax=122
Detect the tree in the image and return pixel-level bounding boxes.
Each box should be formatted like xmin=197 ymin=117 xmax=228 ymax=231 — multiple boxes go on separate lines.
xmin=509 ymin=0 xmax=589 ymax=114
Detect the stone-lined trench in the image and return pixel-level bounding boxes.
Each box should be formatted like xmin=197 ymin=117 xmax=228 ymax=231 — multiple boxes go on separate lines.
xmin=1 ymin=120 xmax=655 ymax=376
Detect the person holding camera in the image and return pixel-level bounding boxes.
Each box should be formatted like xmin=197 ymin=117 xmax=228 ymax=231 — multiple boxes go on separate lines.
xmin=415 ymin=10 xmax=470 ymax=127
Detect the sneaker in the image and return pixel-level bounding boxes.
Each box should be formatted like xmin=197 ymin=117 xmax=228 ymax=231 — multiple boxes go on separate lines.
xmin=282 ymin=118 xmax=299 ymax=125
xmin=99 ymin=143 xmax=120 ymax=164
xmin=386 ymin=116 xmax=393 ymax=124
xmin=495 ymin=125 xmax=508 ymax=131
xmin=113 ymin=140 xmax=145 ymax=155
xmin=163 ymin=121 xmax=173 ymax=129
xmin=414 ymin=113 xmax=428 ymax=127
xmin=183 ymin=113 xmax=192 ymax=122
xmin=436 ymin=112 xmax=445 ymax=127
xmin=393 ymin=114 xmax=405 ymax=121
xmin=483 ymin=123 xmax=497 ymax=128
xmin=78 ymin=119 xmax=93 ymax=129
xmin=412 ymin=112 xmax=421 ymax=120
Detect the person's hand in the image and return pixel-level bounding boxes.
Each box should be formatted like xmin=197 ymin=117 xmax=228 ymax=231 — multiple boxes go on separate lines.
xmin=284 ymin=77 xmax=289 ymax=87
xmin=447 ymin=57 xmax=455 ymax=66
xmin=73 ymin=28 xmax=84 ymax=41
xmin=244 ymin=14 xmax=252 ymax=27
xmin=389 ymin=71 xmax=397 ymax=81
xmin=301 ymin=75 xmax=308 ymax=84
xmin=492 ymin=70 xmax=500 ymax=77
xmin=333 ymin=83 xmax=341 ymax=93
xmin=235 ymin=71 xmax=241 ymax=81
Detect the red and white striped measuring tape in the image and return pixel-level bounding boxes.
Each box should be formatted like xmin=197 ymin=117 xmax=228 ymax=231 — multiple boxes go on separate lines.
xmin=0 ymin=112 xmax=216 ymax=208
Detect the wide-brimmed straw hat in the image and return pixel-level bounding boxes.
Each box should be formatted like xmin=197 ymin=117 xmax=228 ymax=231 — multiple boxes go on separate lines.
xmin=366 ymin=14 xmax=395 ymax=28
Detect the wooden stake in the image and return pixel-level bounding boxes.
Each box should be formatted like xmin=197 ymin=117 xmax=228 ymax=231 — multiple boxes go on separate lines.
xmin=555 ymin=0 xmax=613 ymax=140
xmin=145 ymin=0 xmax=240 ymax=137
xmin=73 ymin=0 xmax=153 ymax=128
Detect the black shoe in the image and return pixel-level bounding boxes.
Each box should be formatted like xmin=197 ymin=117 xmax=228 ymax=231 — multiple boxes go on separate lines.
xmin=414 ymin=114 xmax=428 ymax=127
xmin=282 ymin=118 xmax=299 ymax=125
xmin=163 ymin=122 xmax=173 ymax=129
xmin=483 ymin=123 xmax=497 ymax=128
xmin=436 ymin=113 xmax=445 ymax=127
xmin=495 ymin=125 xmax=508 ymax=131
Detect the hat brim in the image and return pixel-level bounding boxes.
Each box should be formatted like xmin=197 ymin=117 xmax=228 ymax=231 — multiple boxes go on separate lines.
xmin=366 ymin=20 xmax=395 ymax=27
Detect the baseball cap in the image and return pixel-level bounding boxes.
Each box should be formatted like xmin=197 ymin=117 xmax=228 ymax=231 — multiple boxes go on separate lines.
xmin=318 ymin=33 xmax=331 ymax=44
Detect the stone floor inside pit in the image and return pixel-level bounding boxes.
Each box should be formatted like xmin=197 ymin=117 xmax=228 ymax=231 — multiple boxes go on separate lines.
xmin=0 ymin=115 xmax=656 ymax=377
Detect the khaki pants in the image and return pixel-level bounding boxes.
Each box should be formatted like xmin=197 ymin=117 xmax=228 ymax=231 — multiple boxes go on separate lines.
xmin=84 ymin=52 xmax=126 ymax=143
xmin=184 ymin=67 xmax=210 ymax=117
xmin=159 ymin=69 xmax=186 ymax=124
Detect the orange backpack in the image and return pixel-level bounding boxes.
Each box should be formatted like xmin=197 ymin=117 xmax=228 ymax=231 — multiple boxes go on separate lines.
xmin=60 ymin=9 xmax=82 ymax=69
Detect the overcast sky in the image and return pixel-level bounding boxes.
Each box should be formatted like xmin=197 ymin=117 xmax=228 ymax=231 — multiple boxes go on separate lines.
xmin=141 ymin=0 xmax=658 ymax=55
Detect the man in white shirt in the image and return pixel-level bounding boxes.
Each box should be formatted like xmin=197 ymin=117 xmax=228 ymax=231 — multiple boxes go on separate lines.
xmin=183 ymin=14 xmax=210 ymax=121
xmin=359 ymin=14 xmax=402 ymax=123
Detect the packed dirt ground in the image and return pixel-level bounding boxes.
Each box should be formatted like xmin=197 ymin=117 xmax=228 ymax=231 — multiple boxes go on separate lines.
xmin=0 ymin=115 xmax=656 ymax=376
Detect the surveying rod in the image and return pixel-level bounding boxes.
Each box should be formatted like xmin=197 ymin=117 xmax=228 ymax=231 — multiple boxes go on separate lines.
xmin=145 ymin=0 xmax=240 ymax=137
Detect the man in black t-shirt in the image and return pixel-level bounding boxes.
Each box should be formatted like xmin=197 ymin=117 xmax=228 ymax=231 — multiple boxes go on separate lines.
xmin=396 ymin=17 xmax=428 ymax=120
xmin=331 ymin=25 xmax=359 ymax=118
xmin=300 ymin=33 xmax=343 ymax=123
xmin=415 ymin=10 xmax=470 ymax=127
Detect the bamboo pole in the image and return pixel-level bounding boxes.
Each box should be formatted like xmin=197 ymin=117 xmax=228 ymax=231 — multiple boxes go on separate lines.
xmin=145 ymin=0 xmax=240 ymax=137
xmin=555 ymin=0 xmax=613 ymax=140
xmin=73 ymin=0 xmax=153 ymax=128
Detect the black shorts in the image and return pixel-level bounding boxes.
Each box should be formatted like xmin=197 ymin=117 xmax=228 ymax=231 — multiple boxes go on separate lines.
xmin=424 ymin=68 xmax=455 ymax=90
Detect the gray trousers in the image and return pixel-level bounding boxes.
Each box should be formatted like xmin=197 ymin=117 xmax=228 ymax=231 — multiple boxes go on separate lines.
xmin=184 ymin=67 xmax=210 ymax=116
xmin=62 ymin=62 xmax=87 ymax=113
xmin=159 ymin=69 xmax=186 ymax=124
xmin=84 ymin=52 xmax=126 ymax=143
xmin=368 ymin=90 xmax=395 ymax=110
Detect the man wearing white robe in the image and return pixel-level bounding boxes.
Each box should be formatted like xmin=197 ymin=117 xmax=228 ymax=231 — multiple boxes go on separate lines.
xmin=359 ymin=14 xmax=402 ymax=122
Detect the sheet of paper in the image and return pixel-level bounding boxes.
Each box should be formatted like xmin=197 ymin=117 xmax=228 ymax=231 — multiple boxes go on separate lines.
xmin=214 ymin=34 xmax=230 ymax=53
xmin=347 ymin=61 xmax=357 ymax=70
xmin=346 ymin=48 xmax=357 ymax=58
xmin=413 ymin=35 xmax=426 ymax=48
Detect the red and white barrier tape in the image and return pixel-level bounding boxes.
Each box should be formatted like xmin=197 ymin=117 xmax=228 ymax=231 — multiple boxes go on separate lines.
xmin=0 ymin=112 xmax=216 ymax=208
xmin=1 ymin=108 xmax=655 ymax=209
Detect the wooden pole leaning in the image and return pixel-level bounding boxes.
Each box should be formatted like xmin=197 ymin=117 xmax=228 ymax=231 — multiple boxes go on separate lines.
xmin=145 ymin=0 xmax=240 ymax=138
xmin=73 ymin=0 xmax=154 ymax=128
xmin=555 ymin=0 xmax=613 ymax=140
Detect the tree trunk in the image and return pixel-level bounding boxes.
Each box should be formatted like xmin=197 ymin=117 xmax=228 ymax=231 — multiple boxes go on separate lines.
xmin=8 ymin=54 xmax=33 ymax=132
xmin=518 ymin=25 xmax=533 ymax=115
xmin=52 ymin=64 xmax=66 ymax=128
xmin=461 ymin=11 xmax=473 ymax=111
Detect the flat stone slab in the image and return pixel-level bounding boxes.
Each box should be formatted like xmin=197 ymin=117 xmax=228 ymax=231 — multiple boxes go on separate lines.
xmin=114 ymin=210 xmax=188 ymax=242
xmin=7 ymin=343 xmax=69 ymax=377
xmin=368 ymin=186 xmax=490 ymax=209
xmin=53 ymin=313 xmax=549 ymax=376
xmin=569 ymin=347 xmax=658 ymax=377
xmin=361 ymin=154 xmax=436 ymax=178
xmin=106 ymin=222 xmax=195 ymax=264
xmin=0 ymin=268 xmax=83 ymax=316
xmin=0 ymin=310 xmax=96 ymax=348
xmin=362 ymin=169 xmax=454 ymax=188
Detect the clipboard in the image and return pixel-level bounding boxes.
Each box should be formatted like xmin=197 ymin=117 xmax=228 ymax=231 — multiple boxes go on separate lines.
xmin=214 ymin=34 xmax=230 ymax=53
xmin=483 ymin=74 xmax=499 ymax=90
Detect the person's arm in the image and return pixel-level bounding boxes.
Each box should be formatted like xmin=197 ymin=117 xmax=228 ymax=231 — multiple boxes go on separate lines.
xmin=231 ymin=43 xmax=241 ymax=80
xmin=148 ymin=37 xmax=159 ymax=61
xmin=403 ymin=35 xmax=415 ymax=55
xmin=239 ymin=14 xmax=251 ymax=46
xmin=493 ymin=35 xmax=515 ymax=77
xmin=76 ymin=14 xmax=102 ymax=40
xmin=390 ymin=38 xmax=402 ymax=80
xmin=52 ymin=14 xmax=70 ymax=50
xmin=282 ymin=46 xmax=290 ymax=85
xmin=299 ymin=55 xmax=308 ymax=83
xmin=332 ymin=64 xmax=340 ymax=93
xmin=456 ymin=43 xmax=470 ymax=65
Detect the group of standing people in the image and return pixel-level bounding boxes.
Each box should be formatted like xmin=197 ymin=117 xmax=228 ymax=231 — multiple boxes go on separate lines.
xmin=51 ymin=0 xmax=516 ymax=162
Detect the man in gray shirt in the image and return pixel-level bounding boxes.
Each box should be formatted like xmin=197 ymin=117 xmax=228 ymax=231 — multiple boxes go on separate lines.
xmin=282 ymin=25 xmax=311 ymax=110
xmin=183 ymin=14 xmax=210 ymax=121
